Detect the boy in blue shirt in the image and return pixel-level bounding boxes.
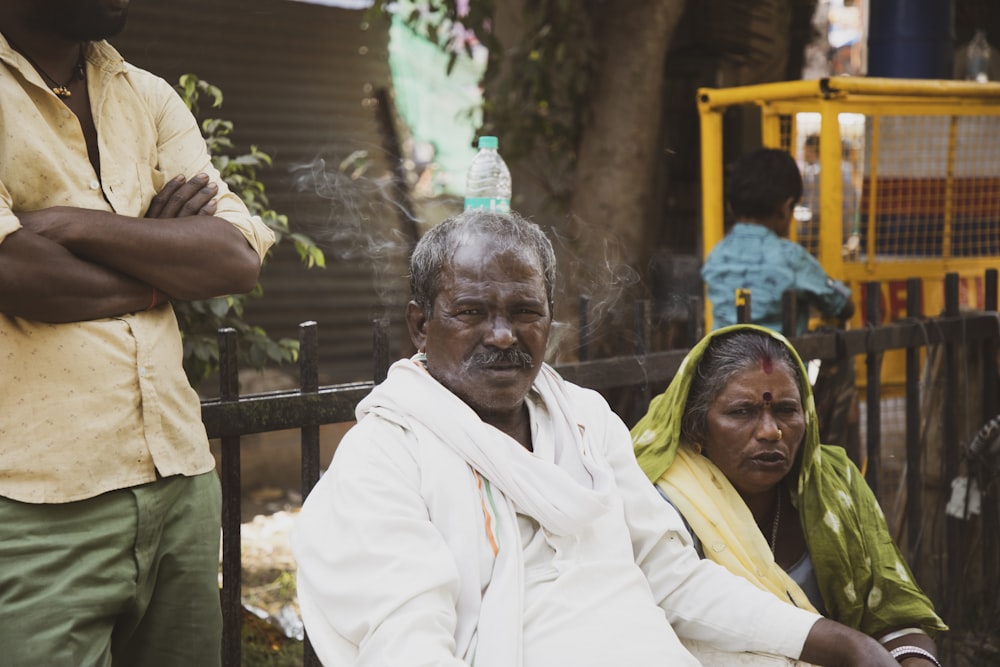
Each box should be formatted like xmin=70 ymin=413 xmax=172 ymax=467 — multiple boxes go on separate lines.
xmin=703 ymin=148 xmax=854 ymax=335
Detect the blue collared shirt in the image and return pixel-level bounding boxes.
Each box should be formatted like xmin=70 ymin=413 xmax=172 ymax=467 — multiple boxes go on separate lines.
xmin=702 ymin=223 xmax=852 ymax=335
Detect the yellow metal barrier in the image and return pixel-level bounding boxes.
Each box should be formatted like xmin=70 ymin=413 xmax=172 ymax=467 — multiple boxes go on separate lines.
xmin=698 ymin=77 xmax=1000 ymax=386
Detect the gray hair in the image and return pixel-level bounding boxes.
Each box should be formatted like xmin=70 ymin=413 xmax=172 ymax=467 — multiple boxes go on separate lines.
xmin=681 ymin=331 xmax=802 ymax=445
xmin=409 ymin=209 xmax=557 ymax=313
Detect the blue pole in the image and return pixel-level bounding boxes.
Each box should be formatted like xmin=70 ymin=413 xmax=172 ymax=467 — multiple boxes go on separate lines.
xmin=867 ymin=0 xmax=954 ymax=78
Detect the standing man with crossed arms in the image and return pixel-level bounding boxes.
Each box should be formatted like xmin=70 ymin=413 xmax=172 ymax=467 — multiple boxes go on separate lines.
xmin=0 ymin=0 xmax=274 ymax=664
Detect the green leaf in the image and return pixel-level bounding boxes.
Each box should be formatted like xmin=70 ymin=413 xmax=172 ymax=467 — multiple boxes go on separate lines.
xmin=207 ymin=297 xmax=231 ymax=318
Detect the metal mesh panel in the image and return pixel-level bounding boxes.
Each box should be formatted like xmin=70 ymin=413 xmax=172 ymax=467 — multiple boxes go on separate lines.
xmin=858 ymin=114 xmax=1000 ymax=259
xmin=783 ymin=111 xmax=1000 ymax=262
xmin=789 ymin=112 xmax=865 ymax=258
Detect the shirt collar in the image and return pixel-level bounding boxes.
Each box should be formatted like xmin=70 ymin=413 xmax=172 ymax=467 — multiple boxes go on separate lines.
xmin=0 ymin=33 xmax=126 ymax=76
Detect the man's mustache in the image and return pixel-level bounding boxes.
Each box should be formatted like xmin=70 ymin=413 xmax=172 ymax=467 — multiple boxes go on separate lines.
xmin=466 ymin=349 xmax=535 ymax=369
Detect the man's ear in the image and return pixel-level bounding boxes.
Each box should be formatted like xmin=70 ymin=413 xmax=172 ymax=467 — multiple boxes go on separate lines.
xmin=405 ymin=300 xmax=428 ymax=352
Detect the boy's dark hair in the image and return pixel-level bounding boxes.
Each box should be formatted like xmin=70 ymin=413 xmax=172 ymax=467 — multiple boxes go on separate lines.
xmin=725 ymin=148 xmax=803 ymax=220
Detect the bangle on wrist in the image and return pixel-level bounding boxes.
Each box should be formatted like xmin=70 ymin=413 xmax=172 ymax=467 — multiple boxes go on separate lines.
xmin=880 ymin=628 xmax=928 ymax=645
xmin=146 ymin=287 xmax=159 ymax=311
xmin=889 ymin=645 xmax=942 ymax=666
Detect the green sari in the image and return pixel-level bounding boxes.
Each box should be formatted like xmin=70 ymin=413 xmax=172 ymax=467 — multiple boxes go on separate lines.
xmin=632 ymin=324 xmax=947 ymax=638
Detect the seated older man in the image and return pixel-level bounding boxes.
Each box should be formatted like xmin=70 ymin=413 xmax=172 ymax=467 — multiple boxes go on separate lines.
xmin=292 ymin=209 xmax=900 ymax=667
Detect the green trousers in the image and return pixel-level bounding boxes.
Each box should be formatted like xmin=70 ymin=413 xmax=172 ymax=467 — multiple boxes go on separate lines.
xmin=0 ymin=472 xmax=223 ymax=667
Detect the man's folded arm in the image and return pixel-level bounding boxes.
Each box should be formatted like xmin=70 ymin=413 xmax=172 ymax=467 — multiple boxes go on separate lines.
xmin=18 ymin=206 xmax=262 ymax=301
xmin=0 ymin=228 xmax=153 ymax=322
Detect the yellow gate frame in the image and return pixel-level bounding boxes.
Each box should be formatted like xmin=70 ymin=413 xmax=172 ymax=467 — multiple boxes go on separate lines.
xmin=698 ymin=77 xmax=1000 ymax=339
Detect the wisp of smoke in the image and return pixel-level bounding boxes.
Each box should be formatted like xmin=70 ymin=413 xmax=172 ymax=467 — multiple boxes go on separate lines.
xmin=289 ymin=151 xmax=421 ymax=310
xmin=290 ymin=154 xmax=414 ymax=258
xmin=547 ymin=218 xmax=641 ymax=346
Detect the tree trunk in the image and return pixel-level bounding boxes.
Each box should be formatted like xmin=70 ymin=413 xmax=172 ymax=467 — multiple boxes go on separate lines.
xmin=563 ymin=0 xmax=687 ymax=358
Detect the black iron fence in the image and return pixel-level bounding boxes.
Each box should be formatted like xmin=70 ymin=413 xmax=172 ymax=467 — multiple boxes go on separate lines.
xmin=204 ymin=270 xmax=1000 ymax=667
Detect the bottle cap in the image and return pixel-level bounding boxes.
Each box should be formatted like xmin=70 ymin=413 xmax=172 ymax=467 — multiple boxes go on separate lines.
xmin=477 ymin=136 xmax=498 ymax=149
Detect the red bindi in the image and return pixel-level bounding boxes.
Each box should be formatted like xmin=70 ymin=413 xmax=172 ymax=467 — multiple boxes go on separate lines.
xmin=761 ymin=357 xmax=774 ymax=374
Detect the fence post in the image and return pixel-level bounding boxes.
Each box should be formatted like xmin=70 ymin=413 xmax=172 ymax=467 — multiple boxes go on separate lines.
xmin=299 ymin=321 xmax=321 ymax=500
xmin=986 ymin=268 xmax=998 ymax=314
xmin=736 ymin=288 xmax=752 ymax=324
xmin=634 ymin=299 xmax=648 ymax=357
xmin=781 ymin=290 xmax=798 ymax=338
xmin=687 ymin=295 xmax=703 ymax=347
xmin=373 ymin=318 xmax=390 ymax=384
xmin=298 ymin=322 xmax=323 ymax=667
xmin=904 ymin=278 xmax=922 ymax=569
xmin=864 ymin=281 xmax=882 ymax=493
xmin=984 ymin=268 xmax=999 ymax=420
xmin=634 ymin=300 xmax=651 ymax=424
xmin=982 ymin=268 xmax=1000 ymax=632
xmin=218 ymin=328 xmax=242 ymax=667
xmin=578 ymin=295 xmax=591 ymax=362
xmin=943 ymin=273 xmax=964 ymax=626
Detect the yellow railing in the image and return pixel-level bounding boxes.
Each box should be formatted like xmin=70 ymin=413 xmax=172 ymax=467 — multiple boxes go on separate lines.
xmin=698 ymin=77 xmax=1000 ymax=341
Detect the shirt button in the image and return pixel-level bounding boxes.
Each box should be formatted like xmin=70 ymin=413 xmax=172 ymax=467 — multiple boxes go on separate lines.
xmin=61 ymin=109 xmax=71 ymax=119
xmin=139 ymin=366 xmax=148 ymax=378
xmin=88 ymin=180 xmax=100 ymax=190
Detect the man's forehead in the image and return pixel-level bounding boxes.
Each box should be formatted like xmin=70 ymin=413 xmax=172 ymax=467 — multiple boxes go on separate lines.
xmin=438 ymin=265 xmax=547 ymax=300
xmin=450 ymin=231 xmax=539 ymax=260
xmin=443 ymin=239 xmax=543 ymax=277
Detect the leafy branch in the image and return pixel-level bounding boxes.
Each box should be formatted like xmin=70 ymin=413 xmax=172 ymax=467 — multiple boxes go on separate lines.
xmin=371 ymin=0 xmax=600 ymax=204
xmin=173 ymin=74 xmax=327 ymax=387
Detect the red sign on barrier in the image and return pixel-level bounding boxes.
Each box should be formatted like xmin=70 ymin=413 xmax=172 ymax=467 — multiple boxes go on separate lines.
xmin=857 ymin=276 xmax=985 ymax=324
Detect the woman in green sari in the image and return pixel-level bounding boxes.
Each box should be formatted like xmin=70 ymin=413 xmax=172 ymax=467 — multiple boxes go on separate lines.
xmin=632 ymin=325 xmax=946 ymax=666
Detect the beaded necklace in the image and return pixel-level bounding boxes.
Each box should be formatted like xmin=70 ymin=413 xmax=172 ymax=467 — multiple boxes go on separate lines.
xmin=769 ymin=489 xmax=782 ymax=555
xmin=9 ymin=40 xmax=85 ymax=98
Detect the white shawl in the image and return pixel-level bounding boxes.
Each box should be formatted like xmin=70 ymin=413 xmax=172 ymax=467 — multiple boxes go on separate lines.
xmin=355 ymin=357 xmax=614 ymax=666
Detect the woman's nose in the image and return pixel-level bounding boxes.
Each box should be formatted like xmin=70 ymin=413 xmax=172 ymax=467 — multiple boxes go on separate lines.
xmin=757 ymin=410 xmax=781 ymax=441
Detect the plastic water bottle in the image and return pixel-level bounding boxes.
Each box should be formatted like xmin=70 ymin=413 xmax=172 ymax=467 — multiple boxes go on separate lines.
xmin=966 ymin=30 xmax=991 ymax=83
xmin=464 ymin=135 xmax=511 ymax=212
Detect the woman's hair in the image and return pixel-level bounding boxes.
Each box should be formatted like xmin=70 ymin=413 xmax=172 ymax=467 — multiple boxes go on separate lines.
xmin=408 ymin=209 xmax=557 ymax=313
xmin=725 ymin=148 xmax=804 ymax=220
xmin=680 ymin=330 xmax=803 ymax=445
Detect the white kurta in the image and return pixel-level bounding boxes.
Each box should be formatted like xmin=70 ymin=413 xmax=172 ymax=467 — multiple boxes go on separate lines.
xmin=293 ymin=362 xmax=820 ymax=666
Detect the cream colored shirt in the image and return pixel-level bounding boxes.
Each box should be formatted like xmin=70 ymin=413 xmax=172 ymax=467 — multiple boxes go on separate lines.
xmin=0 ymin=37 xmax=275 ymax=502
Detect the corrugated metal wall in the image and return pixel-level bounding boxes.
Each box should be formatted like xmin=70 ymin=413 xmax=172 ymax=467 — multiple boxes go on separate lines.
xmin=111 ymin=0 xmax=412 ymax=386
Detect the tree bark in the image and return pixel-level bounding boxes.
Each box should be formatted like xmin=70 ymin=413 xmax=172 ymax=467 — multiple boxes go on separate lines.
xmin=563 ymin=0 xmax=687 ymax=358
